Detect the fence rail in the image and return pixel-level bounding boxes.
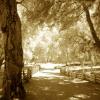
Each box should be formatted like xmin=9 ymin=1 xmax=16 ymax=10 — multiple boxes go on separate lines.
xmin=60 ymin=66 xmax=100 ymax=84
xmin=22 ymin=64 xmax=40 ymax=82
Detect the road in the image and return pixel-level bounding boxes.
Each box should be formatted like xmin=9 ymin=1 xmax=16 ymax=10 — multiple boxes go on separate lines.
xmin=25 ymin=69 xmax=100 ymax=100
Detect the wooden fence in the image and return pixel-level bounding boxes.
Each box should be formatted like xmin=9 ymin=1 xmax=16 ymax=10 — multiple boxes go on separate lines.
xmin=22 ymin=64 xmax=40 ymax=82
xmin=60 ymin=66 xmax=100 ymax=84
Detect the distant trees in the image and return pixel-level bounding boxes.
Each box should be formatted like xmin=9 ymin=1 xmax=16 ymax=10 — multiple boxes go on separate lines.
xmin=18 ymin=0 xmax=100 ymax=64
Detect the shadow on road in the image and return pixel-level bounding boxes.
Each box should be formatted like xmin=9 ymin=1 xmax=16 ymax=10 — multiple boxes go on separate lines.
xmin=25 ymin=69 xmax=100 ymax=100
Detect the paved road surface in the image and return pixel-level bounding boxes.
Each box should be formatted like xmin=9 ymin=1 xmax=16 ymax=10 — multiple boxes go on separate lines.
xmin=25 ymin=69 xmax=100 ymax=100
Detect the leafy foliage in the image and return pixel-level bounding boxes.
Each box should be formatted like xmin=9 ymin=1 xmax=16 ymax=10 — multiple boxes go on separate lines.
xmin=17 ymin=0 xmax=100 ymax=63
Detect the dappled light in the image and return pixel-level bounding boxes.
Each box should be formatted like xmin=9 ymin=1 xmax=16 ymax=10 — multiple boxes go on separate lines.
xmin=23 ymin=24 xmax=60 ymax=61
xmin=40 ymin=63 xmax=65 ymax=69
xmin=32 ymin=69 xmax=63 ymax=78
xmin=25 ymin=68 xmax=100 ymax=100
xmin=71 ymin=78 xmax=89 ymax=84
xmin=69 ymin=97 xmax=80 ymax=100
xmin=0 ymin=0 xmax=100 ymax=100
xmin=74 ymin=94 xmax=90 ymax=99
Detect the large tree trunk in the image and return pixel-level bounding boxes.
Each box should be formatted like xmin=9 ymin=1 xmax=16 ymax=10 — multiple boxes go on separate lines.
xmin=0 ymin=0 xmax=26 ymax=99
xmin=82 ymin=3 xmax=100 ymax=48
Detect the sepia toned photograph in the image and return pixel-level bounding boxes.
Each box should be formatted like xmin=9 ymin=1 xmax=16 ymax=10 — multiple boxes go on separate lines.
xmin=0 ymin=0 xmax=100 ymax=100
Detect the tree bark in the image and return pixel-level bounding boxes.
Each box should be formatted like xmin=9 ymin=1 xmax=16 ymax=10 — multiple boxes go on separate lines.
xmin=82 ymin=3 xmax=100 ymax=48
xmin=0 ymin=0 xmax=26 ymax=99
xmin=0 ymin=57 xmax=4 ymax=69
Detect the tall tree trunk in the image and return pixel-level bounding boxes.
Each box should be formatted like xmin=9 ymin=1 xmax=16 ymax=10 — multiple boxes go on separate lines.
xmin=82 ymin=3 xmax=100 ymax=48
xmin=0 ymin=0 xmax=26 ymax=99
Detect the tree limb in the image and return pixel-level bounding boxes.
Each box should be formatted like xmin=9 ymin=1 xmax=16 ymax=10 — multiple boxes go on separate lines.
xmin=16 ymin=0 xmax=24 ymax=4
xmin=82 ymin=2 xmax=100 ymax=48
xmin=16 ymin=0 xmax=29 ymax=11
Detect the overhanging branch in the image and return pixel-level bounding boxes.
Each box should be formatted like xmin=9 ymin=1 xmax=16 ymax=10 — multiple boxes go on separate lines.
xmin=16 ymin=0 xmax=29 ymax=11
xmin=16 ymin=0 xmax=24 ymax=4
xmin=82 ymin=2 xmax=100 ymax=48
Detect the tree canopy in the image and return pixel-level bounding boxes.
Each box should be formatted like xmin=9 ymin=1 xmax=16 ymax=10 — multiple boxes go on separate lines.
xmin=15 ymin=0 xmax=99 ymax=63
